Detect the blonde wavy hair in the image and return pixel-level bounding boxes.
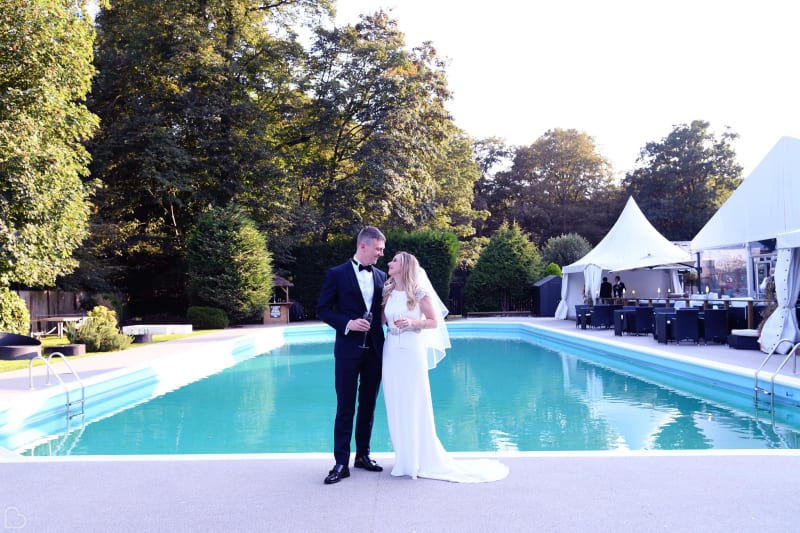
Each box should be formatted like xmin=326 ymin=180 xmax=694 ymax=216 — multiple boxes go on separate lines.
xmin=382 ymin=251 xmax=421 ymax=310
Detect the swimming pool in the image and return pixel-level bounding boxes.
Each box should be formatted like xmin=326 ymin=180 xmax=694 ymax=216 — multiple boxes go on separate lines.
xmin=7 ymin=322 xmax=800 ymax=455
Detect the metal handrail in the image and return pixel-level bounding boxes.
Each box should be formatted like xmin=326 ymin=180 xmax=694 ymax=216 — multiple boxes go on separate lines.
xmin=753 ymin=339 xmax=800 ymax=411
xmin=28 ymin=352 xmax=85 ymax=419
xmin=768 ymin=342 xmax=800 ymax=397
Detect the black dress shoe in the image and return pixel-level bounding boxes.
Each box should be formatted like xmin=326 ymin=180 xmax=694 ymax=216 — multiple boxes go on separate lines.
xmin=353 ymin=455 xmax=383 ymax=472
xmin=324 ymin=464 xmax=350 ymax=485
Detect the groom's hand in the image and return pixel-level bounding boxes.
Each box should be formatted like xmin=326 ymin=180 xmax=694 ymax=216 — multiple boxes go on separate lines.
xmin=348 ymin=318 xmax=371 ymax=332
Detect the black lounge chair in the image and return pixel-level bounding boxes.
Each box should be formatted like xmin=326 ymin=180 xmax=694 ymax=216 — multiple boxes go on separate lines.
xmin=0 ymin=332 xmax=42 ymax=360
xmin=653 ymin=307 xmax=676 ymax=339
xmin=654 ymin=311 xmax=676 ymax=343
xmin=727 ymin=306 xmax=747 ymax=330
xmin=575 ymin=305 xmax=591 ymax=328
xmin=590 ymin=304 xmax=613 ymax=329
xmin=702 ymin=308 xmax=728 ymax=344
xmin=634 ymin=306 xmax=654 ymax=335
xmin=674 ymin=309 xmax=700 ymax=344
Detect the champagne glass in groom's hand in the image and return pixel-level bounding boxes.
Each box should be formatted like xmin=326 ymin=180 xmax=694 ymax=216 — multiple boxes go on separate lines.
xmin=358 ymin=311 xmax=373 ymax=349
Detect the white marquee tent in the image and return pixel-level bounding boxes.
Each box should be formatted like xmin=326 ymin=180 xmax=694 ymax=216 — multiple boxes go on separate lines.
xmin=555 ymin=197 xmax=693 ymax=319
xmin=691 ymin=136 xmax=800 ymax=353
xmin=691 ymin=136 xmax=800 ymax=251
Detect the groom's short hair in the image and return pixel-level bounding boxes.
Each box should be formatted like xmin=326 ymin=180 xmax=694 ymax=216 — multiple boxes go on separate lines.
xmin=357 ymin=226 xmax=385 ymax=245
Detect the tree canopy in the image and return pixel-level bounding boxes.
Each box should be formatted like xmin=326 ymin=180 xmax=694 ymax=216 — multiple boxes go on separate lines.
xmin=297 ymin=12 xmax=481 ymax=237
xmin=478 ymin=129 xmax=621 ymax=245
xmin=81 ymin=4 xmax=482 ymax=314
xmin=0 ymin=2 xmax=751 ymax=318
xmin=0 ymin=0 xmax=98 ymax=287
xmin=622 ymin=120 xmax=742 ymax=240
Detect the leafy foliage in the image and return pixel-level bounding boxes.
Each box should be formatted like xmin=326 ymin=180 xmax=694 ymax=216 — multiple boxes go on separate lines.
xmin=66 ymin=305 xmax=133 ymax=352
xmin=84 ymin=0 xmax=328 ymax=310
xmin=80 ymin=4 xmax=479 ymax=313
xmin=287 ymin=12 xmax=481 ymax=237
xmin=463 ymin=223 xmax=543 ymax=312
xmin=544 ymin=263 xmax=563 ymax=277
xmin=286 ymin=229 xmax=457 ymax=320
xmin=541 ymin=233 xmax=593 ymax=268
xmin=457 ymin=236 xmax=490 ymax=272
xmin=0 ymin=288 xmax=30 ymax=335
xmin=289 ymin=236 xmax=356 ymax=321
xmin=0 ymin=0 xmax=99 ymax=287
xmin=381 ymin=229 xmax=459 ymax=303
xmin=186 ymin=306 xmax=229 ymax=330
xmin=480 ymin=129 xmax=621 ymax=245
xmin=471 ymin=137 xmax=514 ymax=238
xmin=186 ymin=205 xmax=273 ymax=324
xmin=622 ymin=120 xmax=742 ymax=240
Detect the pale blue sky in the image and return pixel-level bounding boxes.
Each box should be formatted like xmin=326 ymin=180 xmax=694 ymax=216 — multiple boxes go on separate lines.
xmin=334 ymin=0 xmax=800 ymax=177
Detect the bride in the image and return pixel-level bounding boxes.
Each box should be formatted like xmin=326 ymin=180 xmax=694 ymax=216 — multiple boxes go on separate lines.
xmin=381 ymin=251 xmax=509 ymax=483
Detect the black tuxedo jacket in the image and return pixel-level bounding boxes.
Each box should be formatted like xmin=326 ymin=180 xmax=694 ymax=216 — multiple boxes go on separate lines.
xmin=317 ymin=260 xmax=386 ymax=359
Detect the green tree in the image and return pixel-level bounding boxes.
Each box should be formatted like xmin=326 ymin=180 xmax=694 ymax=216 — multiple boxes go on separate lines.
xmin=472 ymin=137 xmax=514 ymax=238
xmin=622 ymin=120 xmax=742 ymax=240
xmin=0 ymin=0 xmax=99 ymax=287
xmin=463 ymin=223 xmax=543 ymax=312
xmin=457 ymin=236 xmax=490 ymax=271
xmin=186 ymin=204 xmax=273 ymax=324
xmin=541 ymin=233 xmax=593 ymax=268
xmin=85 ymin=0 xmax=329 ymax=309
xmin=300 ymin=11 xmax=479 ymax=237
xmin=485 ymin=129 xmax=620 ymax=245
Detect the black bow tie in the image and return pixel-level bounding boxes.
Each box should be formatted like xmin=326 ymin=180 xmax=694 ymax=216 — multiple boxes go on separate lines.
xmin=353 ymin=260 xmax=372 ymax=272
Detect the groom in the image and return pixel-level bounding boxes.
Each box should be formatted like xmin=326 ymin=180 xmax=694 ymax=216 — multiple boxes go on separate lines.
xmin=317 ymin=226 xmax=387 ymax=484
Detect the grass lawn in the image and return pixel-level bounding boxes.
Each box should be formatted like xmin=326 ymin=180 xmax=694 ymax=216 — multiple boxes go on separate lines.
xmin=0 ymin=330 xmax=220 ymax=374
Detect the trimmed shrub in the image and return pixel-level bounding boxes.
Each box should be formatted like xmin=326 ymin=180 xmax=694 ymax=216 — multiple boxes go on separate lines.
xmin=0 ymin=287 xmax=30 ymax=335
xmin=381 ymin=229 xmax=459 ymax=304
xmin=66 ymin=305 xmax=133 ymax=352
xmin=541 ymin=233 xmax=592 ymax=268
xmin=288 ymin=229 xmax=459 ymax=320
xmin=463 ymin=223 xmax=543 ymax=312
xmin=186 ymin=204 xmax=273 ymax=324
xmin=544 ymin=262 xmax=562 ymax=277
xmin=187 ymin=306 xmax=229 ymax=330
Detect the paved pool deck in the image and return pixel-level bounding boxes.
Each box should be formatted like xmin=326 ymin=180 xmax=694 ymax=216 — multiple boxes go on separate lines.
xmin=1 ymin=318 xmax=799 ymax=532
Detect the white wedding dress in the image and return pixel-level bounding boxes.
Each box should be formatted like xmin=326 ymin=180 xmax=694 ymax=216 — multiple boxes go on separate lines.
xmin=382 ymin=290 xmax=509 ymax=483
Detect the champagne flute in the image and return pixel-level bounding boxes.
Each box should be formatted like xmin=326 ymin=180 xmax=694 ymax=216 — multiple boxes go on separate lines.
xmin=392 ymin=313 xmax=403 ymax=332
xmin=359 ymin=311 xmax=373 ymax=348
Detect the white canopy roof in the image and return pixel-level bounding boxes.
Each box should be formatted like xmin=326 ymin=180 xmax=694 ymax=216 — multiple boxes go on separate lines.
xmin=563 ymin=196 xmax=693 ymax=274
xmin=691 ymin=136 xmax=800 ymax=251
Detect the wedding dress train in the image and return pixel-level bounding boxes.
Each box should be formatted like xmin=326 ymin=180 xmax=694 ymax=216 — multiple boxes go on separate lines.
xmin=382 ymin=290 xmax=508 ymax=483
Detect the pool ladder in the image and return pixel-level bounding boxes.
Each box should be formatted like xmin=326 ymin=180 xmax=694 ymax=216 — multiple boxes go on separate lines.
xmin=28 ymin=352 xmax=86 ymax=420
xmin=753 ymin=339 xmax=800 ymax=413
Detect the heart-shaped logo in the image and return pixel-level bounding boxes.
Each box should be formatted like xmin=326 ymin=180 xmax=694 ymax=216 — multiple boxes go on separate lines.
xmin=4 ymin=506 xmax=27 ymax=529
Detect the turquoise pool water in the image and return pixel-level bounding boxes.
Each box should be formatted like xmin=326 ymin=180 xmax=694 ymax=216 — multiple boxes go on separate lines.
xmin=20 ymin=336 xmax=800 ymax=456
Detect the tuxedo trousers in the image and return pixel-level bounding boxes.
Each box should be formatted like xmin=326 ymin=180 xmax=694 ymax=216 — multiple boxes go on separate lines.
xmin=333 ymin=344 xmax=382 ymax=465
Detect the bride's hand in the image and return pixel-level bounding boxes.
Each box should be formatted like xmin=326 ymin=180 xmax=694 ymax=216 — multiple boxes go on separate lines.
xmin=393 ymin=316 xmax=408 ymax=330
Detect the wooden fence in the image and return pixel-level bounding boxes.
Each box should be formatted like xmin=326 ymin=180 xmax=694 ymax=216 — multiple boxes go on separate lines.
xmin=16 ymin=290 xmax=86 ymax=333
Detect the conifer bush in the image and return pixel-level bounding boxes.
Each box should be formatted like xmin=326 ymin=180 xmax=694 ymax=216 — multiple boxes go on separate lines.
xmin=186 ymin=204 xmax=273 ymax=324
